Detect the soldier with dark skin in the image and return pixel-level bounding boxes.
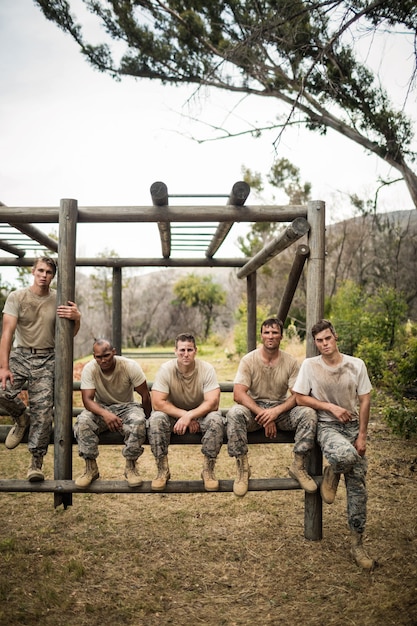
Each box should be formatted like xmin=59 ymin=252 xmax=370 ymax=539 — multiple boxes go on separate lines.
xmin=0 ymin=257 xmax=81 ymax=481
xmin=74 ymin=338 xmax=152 ymax=488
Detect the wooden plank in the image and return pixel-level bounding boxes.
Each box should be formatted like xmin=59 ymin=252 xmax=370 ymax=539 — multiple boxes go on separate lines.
xmin=0 ymin=205 xmax=307 ymax=223
xmin=237 ymin=218 xmax=310 ymax=279
xmin=0 ymin=425 xmax=295 ymax=445
xmin=0 ymin=477 xmax=309 ymax=494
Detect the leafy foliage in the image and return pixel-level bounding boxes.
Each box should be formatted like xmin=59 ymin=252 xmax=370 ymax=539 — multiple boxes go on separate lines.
xmin=331 ymin=281 xmax=408 ymax=355
xmin=34 ymin=0 xmax=417 ymax=207
xmin=172 ymin=273 xmax=226 ymax=339
xmin=331 ymin=286 xmax=416 ymax=439
xmin=233 ymin=299 xmax=272 ymax=356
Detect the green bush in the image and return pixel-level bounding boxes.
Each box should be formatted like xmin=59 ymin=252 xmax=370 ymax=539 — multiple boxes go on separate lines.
xmin=383 ymin=400 xmax=417 ymax=439
xmin=356 ymin=339 xmax=386 ymax=383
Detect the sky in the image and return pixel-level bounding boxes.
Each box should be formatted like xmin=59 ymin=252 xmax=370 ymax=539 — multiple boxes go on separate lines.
xmin=1 ymin=0 xmax=416 ymax=282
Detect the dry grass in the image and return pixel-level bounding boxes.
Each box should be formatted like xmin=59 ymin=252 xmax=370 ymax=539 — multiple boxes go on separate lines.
xmin=1 ymin=344 xmax=417 ymax=625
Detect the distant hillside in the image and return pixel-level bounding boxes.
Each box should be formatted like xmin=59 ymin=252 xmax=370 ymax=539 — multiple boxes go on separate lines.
xmin=73 ymin=209 xmax=417 ymax=358
xmin=325 ymin=208 xmax=417 ymax=317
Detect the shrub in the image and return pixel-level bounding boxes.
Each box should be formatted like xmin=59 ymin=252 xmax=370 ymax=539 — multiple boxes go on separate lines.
xmin=356 ymin=339 xmax=387 ymax=383
xmin=383 ymin=400 xmax=417 ymax=439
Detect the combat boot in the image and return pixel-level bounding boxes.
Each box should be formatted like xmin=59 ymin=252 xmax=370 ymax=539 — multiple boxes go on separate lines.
xmin=350 ymin=530 xmax=375 ymax=570
xmin=27 ymin=455 xmax=44 ymax=482
xmin=201 ymin=456 xmax=219 ymax=491
xmin=233 ymin=454 xmax=250 ymax=497
xmin=151 ymin=456 xmax=170 ymax=491
xmin=5 ymin=411 xmax=29 ymax=449
xmin=288 ymin=453 xmax=317 ymax=493
xmin=124 ymin=458 xmax=143 ymax=488
xmin=75 ymin=458 xmax=99 ymax=488
xmin=321 ymin=465 xmax=340 ymax=504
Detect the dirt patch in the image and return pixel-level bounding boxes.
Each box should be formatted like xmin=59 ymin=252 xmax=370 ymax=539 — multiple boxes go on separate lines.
xmin=0 ymin=416 xmax=416 ymax=626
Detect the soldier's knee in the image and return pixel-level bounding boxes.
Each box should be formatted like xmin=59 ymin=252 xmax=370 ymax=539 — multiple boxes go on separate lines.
xmin=148 ymin=411 xmax=169 ymax=429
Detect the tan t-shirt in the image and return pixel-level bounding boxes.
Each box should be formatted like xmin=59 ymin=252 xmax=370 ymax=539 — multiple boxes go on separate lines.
xmin=81 ymin=356 xmax=146 ymax=405
xmin=233 ymin=348 xmax=300 ymax=404
xmin=3 ymin=288 xmax=57 ymax=349
xmin=152 ymin=358 xmax=219 ymax=411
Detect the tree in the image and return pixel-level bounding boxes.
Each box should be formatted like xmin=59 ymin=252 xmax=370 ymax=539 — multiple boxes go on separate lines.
xmin=238 ymin=158 xmax=312 ymax=256
xmin=330 ymin=280 xmax=408 ymax=354
xmin=35 ymin=1 xmax=417 ymax=207
xmin=173 ymin=273 xmax=226 ymax=339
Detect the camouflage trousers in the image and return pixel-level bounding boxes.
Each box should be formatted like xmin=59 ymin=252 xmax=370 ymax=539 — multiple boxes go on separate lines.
xmin=226 ymin=402 xmax=317 ymax=457
xmin=74 ymin=402 xmax=146 ymax=460
xmin=318 ymin=421 xmax=368 ymax=533
xmin=147 ymin=410 xmax=225 ymax=460
xmin=0 ymin=350 xmax=54 ymax=457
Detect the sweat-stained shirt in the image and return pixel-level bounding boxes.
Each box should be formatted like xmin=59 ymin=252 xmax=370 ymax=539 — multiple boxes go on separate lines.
xmin=81 ymin=356 xmax=147 ymax=406
xmin=292 ymin=354 xmax=372 ymax=423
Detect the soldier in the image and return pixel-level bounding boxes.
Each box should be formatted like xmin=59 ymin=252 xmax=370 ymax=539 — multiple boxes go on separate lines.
xmin=293 ymin=319 xmax=374 ymax=569
xmin=0 ymin=256 xmax=81 ymax=481
xmin=226 ymin=318 xmax=317 ymax=497
xmin=147 ymin=332 xmax=224 ymax=492
xmin=74 ymin=338 xmax=151 ymax=488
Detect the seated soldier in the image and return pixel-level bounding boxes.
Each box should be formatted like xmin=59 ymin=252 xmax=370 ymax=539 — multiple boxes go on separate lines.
xmin=74 ymin=338 xmax=151 ymax=488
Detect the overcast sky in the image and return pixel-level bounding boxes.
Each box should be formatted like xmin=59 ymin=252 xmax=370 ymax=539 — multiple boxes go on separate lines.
xmin=1 ymin=0 xmax=416 ymax=278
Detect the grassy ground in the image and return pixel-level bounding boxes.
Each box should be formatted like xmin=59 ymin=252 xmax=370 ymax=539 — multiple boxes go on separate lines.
xmin=1 ymin=342 xmax=416 ymax=625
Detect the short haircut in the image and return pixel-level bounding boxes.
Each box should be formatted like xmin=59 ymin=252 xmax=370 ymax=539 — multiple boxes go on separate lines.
xmin=175 ymin=333 xmax=196 ymax=348
xmin=93 ymin=338 xmax=114 ymax=352
xmin=261 ymin=318 xmax=284 ymax=334
xmin=311 ymin=319 xmax=337 ymax=338
xmin=33 ymin=256 xmax=57 ymax=277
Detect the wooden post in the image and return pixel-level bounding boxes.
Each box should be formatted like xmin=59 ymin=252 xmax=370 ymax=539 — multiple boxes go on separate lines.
xmin=277 ymin=244 xmax=310 ymax=324
xmin=247 ymin=272 xmax=257 ymax=352
xmin=306 ymin=201 xmax=325 ymax=356
xmin=150 ymin=181 xmax=170 ymax=258
xmin=112 ymin=267 xmax=122 ymax=355
xmin=54 ymin=199 xmax=78 ymax=509
xmin=304 ymin=199 xmax=325 ymax=541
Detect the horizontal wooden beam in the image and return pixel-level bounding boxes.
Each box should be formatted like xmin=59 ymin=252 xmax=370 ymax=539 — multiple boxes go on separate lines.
xmin=0 ymin=477 xmax=307 ymax=494
xmin=0 ymin=257 xmax=247 ymax=268
xmin=0 ymin=204 xmax=308 ymax=223
xmin=0 ymin=425 xmax=295 ymax=446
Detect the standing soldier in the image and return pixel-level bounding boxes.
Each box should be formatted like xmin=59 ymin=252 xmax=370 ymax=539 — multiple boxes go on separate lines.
xmin=0 ymin=257 xmax=81 ymax=481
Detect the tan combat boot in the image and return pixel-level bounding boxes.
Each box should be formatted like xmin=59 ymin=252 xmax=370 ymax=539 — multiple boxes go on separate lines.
xmin=151 ymin=456 xmax=170 ymax=491
xmin=350 ymin=530 xmax=375 ymax=570
xmin=27 ymin=456 xmax=44 ymax=482
xmin=288 ymin=453 xmax=317 ymax=493
xmin=75 ymin=458 xmax=99 ymax=488
xmin=201 ymin=456 xmax=219 ymax=491
xmin=233 ymin=454 xmax=250 ymax=497
xmin=124 ymin=458 xmax=143 ymax=488
xmin=5 ymin=412 xmax=29 ymax=449
xmin=321 ymin=465 xmax=341 ymax=504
